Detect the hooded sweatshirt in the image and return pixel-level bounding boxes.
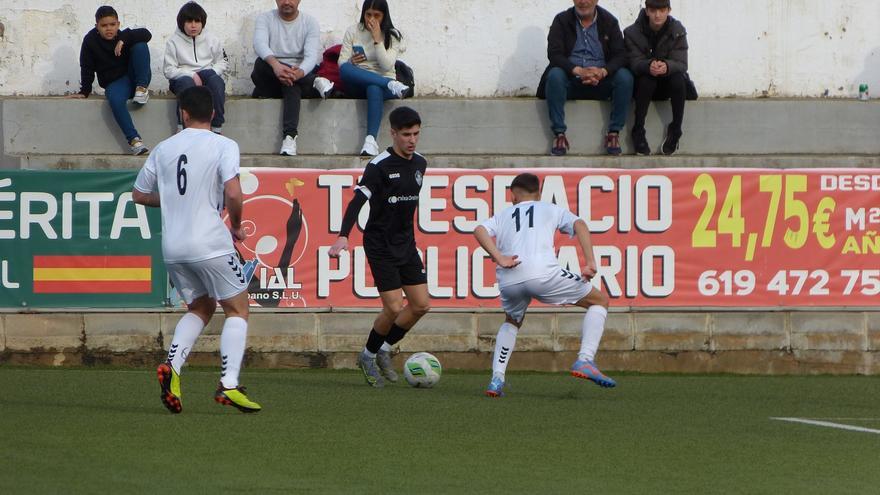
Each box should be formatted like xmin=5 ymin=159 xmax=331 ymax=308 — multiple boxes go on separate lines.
xmin=163 ymin=29 xmax=228 ymax=80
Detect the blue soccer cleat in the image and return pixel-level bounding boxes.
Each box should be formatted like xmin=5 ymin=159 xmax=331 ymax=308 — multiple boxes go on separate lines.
xmin=485 ymin=375 xmax=505 ymax=398
xmin=571 ymin=359 xmax=617 ymax=388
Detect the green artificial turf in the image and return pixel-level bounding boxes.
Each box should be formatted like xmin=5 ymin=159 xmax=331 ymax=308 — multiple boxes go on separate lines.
xmin=2 ymin=367 xmax=879 ymax=494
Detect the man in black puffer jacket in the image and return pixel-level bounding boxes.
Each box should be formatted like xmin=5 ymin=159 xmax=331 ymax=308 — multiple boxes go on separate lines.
xmin=624 ymin=0 xmax=689 ymax=155
xmin=537 ymin=0 xmax=634 ymax=157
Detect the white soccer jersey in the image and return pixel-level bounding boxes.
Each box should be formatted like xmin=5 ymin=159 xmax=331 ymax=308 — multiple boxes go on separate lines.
xmin=480 ymin=200 xmax=581 ymax=288
xmin=134 ymin=128 xmax=240 ymax=264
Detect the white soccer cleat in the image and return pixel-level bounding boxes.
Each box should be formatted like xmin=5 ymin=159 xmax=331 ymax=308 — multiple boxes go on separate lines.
xmin=360 ymin=135 xmax=379 ymax=157
xmin=280 ymin=135 xmax=297 ymax=156
xmin=313 ymin=77 xmax=334 ymax=99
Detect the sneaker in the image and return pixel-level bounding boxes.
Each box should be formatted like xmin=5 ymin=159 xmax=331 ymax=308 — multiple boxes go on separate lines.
xmin=357 ymin=351 xmax=385 ymax=388
xmin=211 ymin=127 xmax=222 ymax=135
xmin=313 ymin=76 xmax=335 ymax=99
xmin=387 ymin=80 xmax=410 ymax=99
xmin=157 ymin=362 xmax=182 ymax=414
xmin=550 ymin=133 xmax=570 ymax=156
xmin=605 ymin=132 xmax=622 ymax=156
xmin=129 ymin=137 xmax=148 ymax=156
xmin=570 ymin=359 xmax=617 ymax=388
xmin=485 ymin=375 xmax=505 ymax=398
xmin=376 ymin=349 xmax=399 ymax=383
xmin=632 ymin=130 xmax=651 ymax=156
xmin=280 ymin=135 xmax=297 ymax=156
xmin=662 ymin=126 xmax=682 ymax=155
xmin=214 ymin=384 xmax=262 ymax=413
xmin=360 ymin=135 xmax=379 ymax=157
xmin=133 ymin=86 xmax=149 ymax=105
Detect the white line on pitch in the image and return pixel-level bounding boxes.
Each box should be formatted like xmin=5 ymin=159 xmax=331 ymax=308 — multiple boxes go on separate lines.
xmin=770 ymin=417 xmax=880 ymax=435
xmin=808 ymin=418 xmax=880 ymax=422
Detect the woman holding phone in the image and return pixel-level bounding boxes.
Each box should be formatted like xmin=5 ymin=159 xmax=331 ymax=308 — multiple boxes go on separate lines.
xmin=339 ymin=0 xmax=409 ymax=156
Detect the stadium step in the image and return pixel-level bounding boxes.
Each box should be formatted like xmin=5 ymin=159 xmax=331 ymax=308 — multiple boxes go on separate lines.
xmin=14 ymin=153 xmax=880 ymax=171
xmin=3 ymin=97 xmax=879 ymax=162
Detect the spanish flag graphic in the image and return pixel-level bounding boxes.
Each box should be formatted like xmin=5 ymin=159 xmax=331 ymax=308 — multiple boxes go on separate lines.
xmin=32 ymin=256 xmax=152 ymax=294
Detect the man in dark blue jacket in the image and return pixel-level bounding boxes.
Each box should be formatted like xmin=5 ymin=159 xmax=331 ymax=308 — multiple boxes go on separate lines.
xmin=537 ymin=0 xmax=634 ymax=156
xmin=68 ymin=6 xmax=152 ymax=155
xmin=624 ymin=0 xmax=689 ymax=155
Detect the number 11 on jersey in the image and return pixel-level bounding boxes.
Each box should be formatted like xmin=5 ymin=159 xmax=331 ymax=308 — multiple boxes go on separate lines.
xmin=512 ymin=205 xmax=534 ymax=232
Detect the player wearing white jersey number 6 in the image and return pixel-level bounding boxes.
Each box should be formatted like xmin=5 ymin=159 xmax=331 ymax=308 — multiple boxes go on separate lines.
xmin=132 ymin=86 xmax=261 ymax=414
xmin=474 ymin=173 xmax=616 ymax=397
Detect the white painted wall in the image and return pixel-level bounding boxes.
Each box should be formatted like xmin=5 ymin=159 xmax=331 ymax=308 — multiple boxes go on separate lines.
xmin=0 ymin=0 xmax=878 ymax=97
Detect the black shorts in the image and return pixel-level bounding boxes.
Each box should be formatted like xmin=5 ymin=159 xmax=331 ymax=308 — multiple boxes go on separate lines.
xmin=366 ymin=249 xmax=427 ymax=293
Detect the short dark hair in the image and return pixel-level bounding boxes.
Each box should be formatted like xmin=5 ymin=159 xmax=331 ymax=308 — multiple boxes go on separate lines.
xmin=95 ymin=6 xmax=118 ymax=22
xmin=510 ymin=173 xmax=540 ymax=194
xmin=178 ymin=86 xmax=214 ymax=123
xmin=646 ymin=0 xmax=671 ymax=8
xmin=177 ymin=1 xmax=207 ymax=33
xmin=389 ymin=106 xmax=421 ymax=130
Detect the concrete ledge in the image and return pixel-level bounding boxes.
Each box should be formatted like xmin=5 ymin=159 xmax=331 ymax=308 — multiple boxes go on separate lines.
xmin=711 ymin=313 xmax=789 ymax=351
xmin=1 ymin=310 xmax=878 ymax=374
xmin=15 ymin=153 xmax=880 ymax=171
xmin=4 ymin=97 xmax=880 ymax=157
xmin=790 ymin=312 xmax=867 ymax=351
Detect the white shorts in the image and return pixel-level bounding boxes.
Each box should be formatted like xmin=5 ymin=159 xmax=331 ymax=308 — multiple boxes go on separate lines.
xmin=500 ymin=269 xmax=591 ymax=323
xmin=167 ymin=254 xmax=248 ymax=305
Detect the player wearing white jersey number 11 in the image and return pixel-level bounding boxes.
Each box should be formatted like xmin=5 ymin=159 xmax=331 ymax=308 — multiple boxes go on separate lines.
xmin=132 ymin=85 xmax=260 ymax=414
xmin=474 ymin=172 xmax=617 ymax=397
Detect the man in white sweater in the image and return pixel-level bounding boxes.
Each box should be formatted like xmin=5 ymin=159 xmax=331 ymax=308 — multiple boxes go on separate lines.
xmin=251 ymin=0 xmax=332 ymax=156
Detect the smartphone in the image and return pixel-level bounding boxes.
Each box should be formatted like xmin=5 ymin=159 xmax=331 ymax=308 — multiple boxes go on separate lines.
xmin=352 ymin=45 xmax=365 ymax=57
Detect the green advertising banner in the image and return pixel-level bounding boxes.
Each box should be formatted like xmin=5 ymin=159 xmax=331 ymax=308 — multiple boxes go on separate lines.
xmin=0 ymin=170 xmax=166 ymax=308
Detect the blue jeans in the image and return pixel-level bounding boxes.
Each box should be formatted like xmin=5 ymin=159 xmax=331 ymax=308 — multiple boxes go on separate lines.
xmin=104 ymin=42 xmax=151 ymax=142
xmin=339 ymin=62 xmax=396 ymax=138
xmin=170 ymin=70 xmax=226 ymax=127
xmin=545 ymin=66 xmax=634 ymax=135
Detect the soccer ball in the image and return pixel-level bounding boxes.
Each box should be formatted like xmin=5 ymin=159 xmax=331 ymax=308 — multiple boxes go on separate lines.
xmin=403 ymin=352 xmax=442 ymax=388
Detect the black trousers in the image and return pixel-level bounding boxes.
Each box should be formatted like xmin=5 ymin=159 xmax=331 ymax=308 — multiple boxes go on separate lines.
xmin=250 ymin=57 xmax=318 ymax=138
xmin=633 ymin=71 xmax=687 ymax=136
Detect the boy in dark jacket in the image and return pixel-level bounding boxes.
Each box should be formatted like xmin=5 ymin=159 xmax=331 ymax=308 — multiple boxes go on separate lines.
xmin=537 ymin=0 xmax=634 ymax=156
xmin=68 ymin=6 xmax=152 ymax=155
xmin=624 ymin=0 xmax=689 ymax=155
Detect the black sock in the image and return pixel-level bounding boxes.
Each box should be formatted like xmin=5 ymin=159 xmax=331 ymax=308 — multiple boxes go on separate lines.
xmin=365 ymin=329 xmax=385 ymax=354
xmin=384 ymin=323 xmax=410 ymax=346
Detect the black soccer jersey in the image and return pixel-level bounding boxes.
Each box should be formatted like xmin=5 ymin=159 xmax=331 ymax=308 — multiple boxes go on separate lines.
xmin=356 ymin=147 xmax=427 ymax=262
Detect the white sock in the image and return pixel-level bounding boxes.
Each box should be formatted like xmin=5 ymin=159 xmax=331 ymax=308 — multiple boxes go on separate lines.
xmin=492 ymin=322 xmax=518 ymax=377
xmin=362 ymin=348 xmax=376 ymax=358
xmin=220 ymin=317 xmax=248 ymax=389
xmin=167 ymin=312 xmax=205 ymax=374
xmin=380 ymin=342 xmax=393 ymax=353
xmin=578 ymin=306 xmax=608 ymax=362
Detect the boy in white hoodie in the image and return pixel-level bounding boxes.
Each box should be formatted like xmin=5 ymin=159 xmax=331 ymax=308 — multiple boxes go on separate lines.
xmin=164 ymin=1 xmax=228 ymax=133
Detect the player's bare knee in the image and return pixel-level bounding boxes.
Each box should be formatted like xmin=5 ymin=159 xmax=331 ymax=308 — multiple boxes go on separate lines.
xmin=383 ymin=300 xmax=405 ymax=317
xmin=593 ymin=290 xmax=610 ymax=309
xmin=219 ymin=291 xmax=250 ymax=320
xmin=188 ymin=297 xmax=216 ymax=324
xmin=411 ymin=301 xmax=431 ymax=317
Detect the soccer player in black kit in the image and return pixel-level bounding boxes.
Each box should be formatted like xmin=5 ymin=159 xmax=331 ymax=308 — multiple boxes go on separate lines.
xmin=329 ymin=107 xmax=431 ymax=387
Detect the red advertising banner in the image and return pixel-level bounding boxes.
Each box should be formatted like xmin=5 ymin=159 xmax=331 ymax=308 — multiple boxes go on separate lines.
xmin=232 ymin=168 xmax=880 ymax=308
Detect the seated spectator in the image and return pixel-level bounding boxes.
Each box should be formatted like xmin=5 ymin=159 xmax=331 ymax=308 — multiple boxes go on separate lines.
xmin=537 ymin=0 xmax=633 ymax=156
xmin=251 ymin=0 xmax=333 ymax=156
xmin=339 ymin=0 xmax=410 ymax=157
xmin=68 ymin=5 xmax=152 ymax=155
xmin=624 ymin=0 xmax=689 ymax=155
xmin=164 ymin=1 xmax=228 ymax=134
